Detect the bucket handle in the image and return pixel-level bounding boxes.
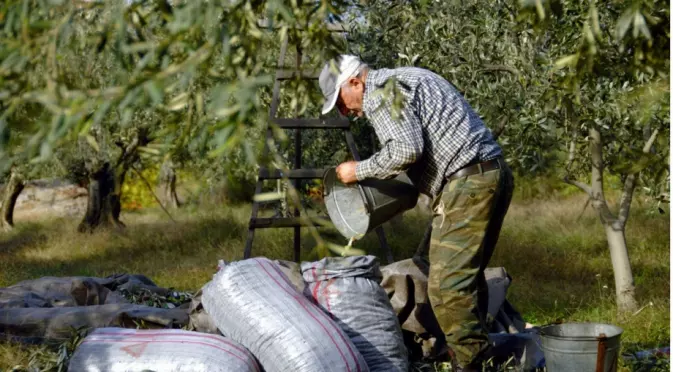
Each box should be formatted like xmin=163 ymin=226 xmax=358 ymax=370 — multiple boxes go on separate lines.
xmin=356 ymin=184 xmax=373 ymax=215
xmin=596 ymin=333 xmax=616 ymax=372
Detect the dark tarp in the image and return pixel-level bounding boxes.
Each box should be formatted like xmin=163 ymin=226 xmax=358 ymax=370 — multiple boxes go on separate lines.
xmin=0 ymin=274 xmax=188 ymax=344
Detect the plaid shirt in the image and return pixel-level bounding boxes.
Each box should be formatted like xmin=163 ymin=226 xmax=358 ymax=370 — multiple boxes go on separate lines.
xmin=355 ymin=67 xmax=503 ymax=197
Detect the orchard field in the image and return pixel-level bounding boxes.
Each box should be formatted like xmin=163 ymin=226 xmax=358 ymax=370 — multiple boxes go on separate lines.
xmin=0 ymin=0 xmax=669 ymax=371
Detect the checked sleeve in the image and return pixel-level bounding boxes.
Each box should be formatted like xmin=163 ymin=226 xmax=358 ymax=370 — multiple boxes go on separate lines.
xmin=355 ymin=95 xmax=424 ymax=181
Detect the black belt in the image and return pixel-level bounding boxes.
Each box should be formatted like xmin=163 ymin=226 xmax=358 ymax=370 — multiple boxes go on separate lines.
xmin=447 ymin=158 xmax=504 ymax=182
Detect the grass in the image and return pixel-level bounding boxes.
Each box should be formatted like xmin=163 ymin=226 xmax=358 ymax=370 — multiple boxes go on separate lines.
xmin=0 ymin=188 xmax=669 ymax=371
xmin=494 ymin=195 xmax=670 ymax=370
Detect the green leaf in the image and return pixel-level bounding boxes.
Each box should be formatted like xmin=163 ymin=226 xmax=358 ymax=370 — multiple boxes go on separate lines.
xmin=121 ymin=109 xmax=134 ymax=127
xmin=611 ymin=152 xmax=659 ymax=175
xmin=122 ymin=42 xmax=156 ymax=54
xmin=215 ymin=105 xmax=240 ymax=118
xmin=207 ymin=123 xmax=237 ymax=157
xmin=166 ymin=93 xmax=189 ymax=111
xmin=196 ymin=93 xmax=204 ymax=116
xmin=138 ymin=146 xmax=161 ymax=155
xmin=633 ymin=11 xmax=651 ymax=40
xmin=243 ymin=141 xmax=256 ymax=165
xmin=119 ymin=88 xmax=140 ymax=112
xmin=554 ymin=54 xmax=578 ymax=70
xmin=616 ymin=7 xmax=635 ymax=41
xmin=146 ymin=81 xmax=164 ymax=106
xmin=37 ymin=141 xmax=52 ymax=162
xmin=84 ymin=135 xmax=100 ymax=152
xmin=92 ymin=101 xmax=112 ymax=127
xmin=253 ymin=192 xmax=285 ymax=202
xmin=589 ymin=1 xmax=601 ymax=40
xmin=535 ymin=0 xmax=546 ymax=21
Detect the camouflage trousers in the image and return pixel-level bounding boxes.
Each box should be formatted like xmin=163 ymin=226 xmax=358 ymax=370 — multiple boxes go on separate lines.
xmin=427 ymin=158 xmax=514 ymax=367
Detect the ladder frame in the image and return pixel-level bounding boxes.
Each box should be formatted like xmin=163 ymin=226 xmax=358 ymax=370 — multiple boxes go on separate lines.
xmin=243 ymin=30 xmax=393 ymax=264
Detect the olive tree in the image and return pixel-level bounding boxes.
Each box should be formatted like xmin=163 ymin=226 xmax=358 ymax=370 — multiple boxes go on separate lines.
xmin=519 ymin=0 xmax=669 ymax=314
xmin=348 ymin=0 xmax=669 ymax=314
xmin=1 ymin=0 xmax=356 ymax=251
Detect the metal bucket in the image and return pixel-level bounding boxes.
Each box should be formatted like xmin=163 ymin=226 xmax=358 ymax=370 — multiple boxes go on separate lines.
xmin=323 ymin=168 xmax=419 ymax=240
xmin=539 ymin=322 xmax=623 ymax=372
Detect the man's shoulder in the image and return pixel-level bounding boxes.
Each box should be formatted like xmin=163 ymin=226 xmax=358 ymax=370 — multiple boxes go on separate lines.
xmin=371 ymin=67 xmax=447 ymax=87
xmin=364 ymin=66 xmax=449 ymax=112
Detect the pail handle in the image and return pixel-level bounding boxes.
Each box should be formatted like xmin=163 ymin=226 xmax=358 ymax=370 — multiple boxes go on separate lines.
xmin=356 ymin=184 xmax=372 ymax=215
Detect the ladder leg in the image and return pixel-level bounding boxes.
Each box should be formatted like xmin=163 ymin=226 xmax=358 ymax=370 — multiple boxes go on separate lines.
xmin=243 ymin=231 xmax=254 ymax=259
xmin=244 ymin=36 xmax=290 ymax=259
xmin=343 ymin=130 xmax=361 ymax=161
xmin=292 ymin=170 xmax=300 ymax=262
xmin=292 ymin=128 xmax=301 ymax=261
xmin=292 ymin=124 xmax=301 ymax=262
xmin=293 ymin=227 xmax=301 ymax=261
xmin=244 ymin=178 xmax=265 ymax=259
xmin=244 ymin=126 xmax=273 ymax=259
xmin=414 ymin=218 xmax=433 ymax=258
xmin=375 ymin=226 xmax=394 ymax=264
xmin=292 ymin=44 xmax=303 ymax=263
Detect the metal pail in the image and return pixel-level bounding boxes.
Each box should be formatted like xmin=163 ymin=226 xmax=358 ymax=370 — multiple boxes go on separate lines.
xmin=323 ymin=168 xmax=419 ymax=240
xmin=539 ymin=322 xmax=623 ymax=372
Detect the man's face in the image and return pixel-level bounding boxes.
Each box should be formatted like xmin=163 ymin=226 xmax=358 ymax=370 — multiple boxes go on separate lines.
xmin=336 ymin=77 xmax=365 ymax=118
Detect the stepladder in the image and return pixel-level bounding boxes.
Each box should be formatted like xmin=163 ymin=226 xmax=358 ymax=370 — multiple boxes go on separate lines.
xmin=243 ymin=34 xmax=393 ymax=264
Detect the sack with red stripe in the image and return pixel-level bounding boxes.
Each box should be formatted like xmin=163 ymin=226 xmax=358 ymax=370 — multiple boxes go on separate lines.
xmin=302 ymin=255 xmax=408 ymax=372
xmin=202 ymin=257 xmax=369 ymax=372
xmin=68 ymin=328 xmax=260 ymax=372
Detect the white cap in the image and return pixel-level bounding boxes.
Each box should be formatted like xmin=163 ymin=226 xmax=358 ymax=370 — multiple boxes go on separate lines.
xmin=319 ymin=55 xmax=364 ymax=115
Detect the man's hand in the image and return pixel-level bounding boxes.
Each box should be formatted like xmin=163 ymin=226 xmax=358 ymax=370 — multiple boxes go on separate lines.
xmin=336 ymin=161 xmax=358 ymax=184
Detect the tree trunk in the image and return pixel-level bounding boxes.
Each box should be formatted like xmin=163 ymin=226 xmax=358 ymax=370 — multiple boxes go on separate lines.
xmin=567 ymin=127 xmax=641 ymax=315
xmin=1 ymin=170 xmax=25 ymax=231
xmin=158 ymin=160 xmax=180 ymax=208
xmin=78 ymin=129 xmax=149 ymax=233
xmin=78 ymin=162 xmax=124 ymax=233
xmin=588 ymin=127 xmax=639 ymax=314
xmin=604 ymin=223 xmax=638 ymax=313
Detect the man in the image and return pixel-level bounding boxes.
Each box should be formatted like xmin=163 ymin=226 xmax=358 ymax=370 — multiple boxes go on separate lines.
xmin=319 ymin=55 xmax=514 ymax=371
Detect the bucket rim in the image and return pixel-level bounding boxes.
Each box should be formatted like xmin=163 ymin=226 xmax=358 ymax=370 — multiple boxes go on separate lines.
xmin=322 ymin=167 xmax=371 ymax=238
xmin=323 ymin=167 xmax=372 ymax=213
xmin=539 ymin=322 xmax=624 ymax=341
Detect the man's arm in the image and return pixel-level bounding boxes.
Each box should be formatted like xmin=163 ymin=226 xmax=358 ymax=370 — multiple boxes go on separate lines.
xmin=355 ymin=100 xmax=424 ymax=181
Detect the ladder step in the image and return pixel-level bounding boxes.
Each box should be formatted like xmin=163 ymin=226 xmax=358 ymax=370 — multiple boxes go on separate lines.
xmin=275 ymin=69 xmax=320 ymax=80
xmin=271 ymin=117 xmax=350 ymax=129
xmin=250 ymin=216 xmax=331 ymax=229
xmin=258 ymin=168 xmax=326 ymax=180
